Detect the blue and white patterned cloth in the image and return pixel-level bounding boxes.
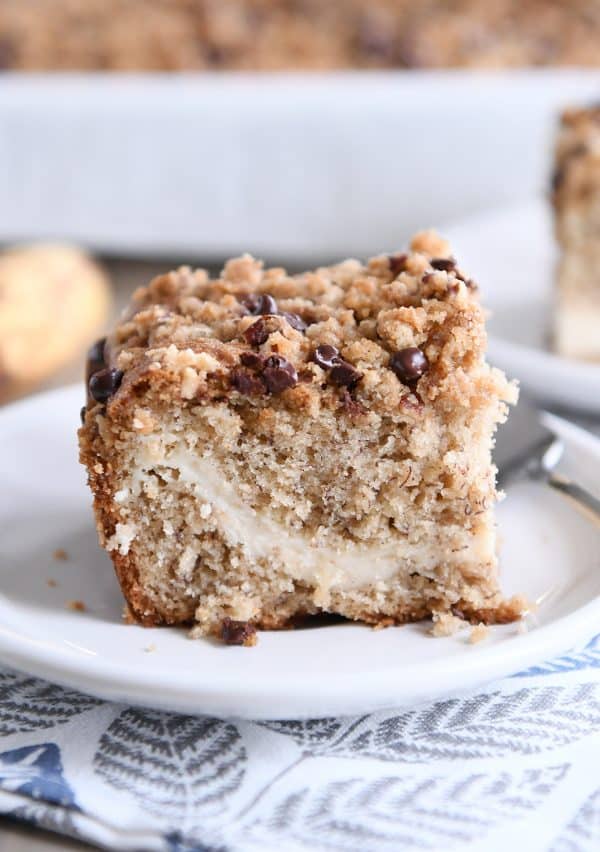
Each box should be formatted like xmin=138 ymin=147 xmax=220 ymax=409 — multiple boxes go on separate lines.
xmin=0 ymin=634 xmax=599 ymax=852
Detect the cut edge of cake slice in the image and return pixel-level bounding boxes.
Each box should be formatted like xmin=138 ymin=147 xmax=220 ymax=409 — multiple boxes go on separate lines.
xmin=553 ymin=105 xmax=600 ymax=361
xmin=79 ymin=230 xmax=525 ymax=645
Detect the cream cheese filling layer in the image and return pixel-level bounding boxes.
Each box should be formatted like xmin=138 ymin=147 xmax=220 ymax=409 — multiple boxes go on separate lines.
xmin=127 ymin=447 xmax=494 ymax=595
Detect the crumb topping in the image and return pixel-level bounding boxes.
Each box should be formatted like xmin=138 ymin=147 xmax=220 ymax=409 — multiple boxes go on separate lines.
xmin=85 ymin=231 xmax=514 ymax=426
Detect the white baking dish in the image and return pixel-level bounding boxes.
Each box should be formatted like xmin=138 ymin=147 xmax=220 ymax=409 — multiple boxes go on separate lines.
xmin=1 ymin=70 xmax=600 ymax=262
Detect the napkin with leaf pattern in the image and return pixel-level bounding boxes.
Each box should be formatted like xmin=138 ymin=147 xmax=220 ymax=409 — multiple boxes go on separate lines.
xmin=0 ymin=633 xmax=598 ymax=852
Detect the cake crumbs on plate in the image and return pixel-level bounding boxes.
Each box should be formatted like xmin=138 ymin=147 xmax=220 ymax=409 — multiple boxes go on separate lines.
xmin=47 ymin=578 xmax=58 ymax=587
xmin=53 ymin=547 xmax=69 ymax=561
xmin=66 ymin=599 xmax=86 ymax=612
xmin=469 ymin=623 xmax=490 ymax=644
xmin=430 ymin=611 xmax=466 ymax=637
xmin=143 ymin=643 xmax=157 ymax=653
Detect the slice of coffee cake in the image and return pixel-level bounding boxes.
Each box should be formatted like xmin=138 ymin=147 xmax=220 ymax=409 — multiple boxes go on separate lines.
xmin=79 ymin=232 xmax=522 ymax=644
xmin=553 ymin=106 xmax=600 ymax=361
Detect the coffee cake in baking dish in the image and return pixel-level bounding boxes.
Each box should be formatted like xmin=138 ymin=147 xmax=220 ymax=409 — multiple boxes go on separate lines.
xmin=2 ymin=0 xmax=600 ymax=70
xmin=79 ymin=232 xmax=523 ymax=644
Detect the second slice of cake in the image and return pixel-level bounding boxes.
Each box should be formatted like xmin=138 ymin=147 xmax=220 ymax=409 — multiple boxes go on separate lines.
xmin=553 ymin=106 xmax=600 ymax=361
xmin=79 ymin=231 xmax=522 ymax=643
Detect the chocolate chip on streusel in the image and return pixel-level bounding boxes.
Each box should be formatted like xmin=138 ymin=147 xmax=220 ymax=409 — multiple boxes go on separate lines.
xmin=312 ymin=344 xmax=340 ymax=370
xmin=262 ymin=355 xmax=298 ymax=394
xmin=241 ymin=293 xmax=278 ymax=316
xmin=87 ymin=337 xmax=106 ymax=364
xmin=240 ymin=293 xmax=260 ymax=314
xmin=240 ymin=351 xmax=265 ymax=371
xmin=430 ymin=257 xmax=456 ymax=271
xmin=389 ymin=347 xmax=429 ymax=383
xmin=231 ymin=368 xmax=265 ymax=396
xmin=89 ymin=368 xmax=124 ymax=403
xmin=280 ymin=311 xmax=307 ymax=332
xmin=329 ymin=360 xmax=362 ymax=388
xmin=86 ymin=337 xmax=106 ymax=380
xmin=221 ymin=617 xmax=257 ymax=646
xmin=388 ymin=253 xmax=408 ymax=276
xmin=80 ymin=405 xmax=87 ymax=424
xmin=244 ymin=318 xmax=271 ymax=346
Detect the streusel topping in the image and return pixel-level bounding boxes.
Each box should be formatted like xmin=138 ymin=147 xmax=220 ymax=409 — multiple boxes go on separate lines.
xmin=102 ymin=231 xmax=503 ymax=426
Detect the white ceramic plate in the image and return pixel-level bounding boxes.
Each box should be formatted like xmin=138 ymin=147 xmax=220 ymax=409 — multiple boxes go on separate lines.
xmin=444 ymin=199 xmax=600 ymax=413
xmin=1 ymin=385 xmax=599 ymax=719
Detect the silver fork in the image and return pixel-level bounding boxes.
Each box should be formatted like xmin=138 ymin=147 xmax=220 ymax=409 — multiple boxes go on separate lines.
xmin=494 ymin=399 xmax=600 ymax=525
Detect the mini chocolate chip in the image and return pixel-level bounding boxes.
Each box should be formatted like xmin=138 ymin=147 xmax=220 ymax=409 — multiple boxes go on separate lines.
xmin=80 ymin=405 xmax=87 ymax=424
xmin=430 ymin=257 xmax=456 ymax=271
xmin=280 ymin=311 xmax=307 ymax=332
xmin=86 ymin=337 xmax=106 ymax=381
xmin=240 ymin=351 xmax=265 ymax=371
xmin=241 ymin=293 xmax=278 ymax=316
xmin=88 ymin=368 xmax=124 ymax=403
xmin=329 ymin=360 xmax=362 ymax=388
xmin=244 ymin=318 xmax=271 ymax=346
xmin=389 ymin=253 xmax=408 ymax=276
xmin=263 ymin=355 xmax=284 ymax=369
xmin=389 ymin=347 xmax=429 ymax=383
xmin=262 ymin=355 xmax=298 ymax=394
xmin=221 ymin=617 xmax=257 ymax=646
xmin=312 ymin=344 xmax=340 ymax=370
xmin=256 ymin=293 xmax=278 ymax=314
xmin=230 ymin=367 xmax=265 ymax=396
xmin=240 ymin=293 xmax=260 ymax=314
xmin=87 ymin=337 xmax=106 ymax=365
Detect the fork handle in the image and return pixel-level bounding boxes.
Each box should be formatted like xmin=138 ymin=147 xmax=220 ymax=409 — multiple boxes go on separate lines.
xmin=546 ymin=473 xmax=600 ymax=527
